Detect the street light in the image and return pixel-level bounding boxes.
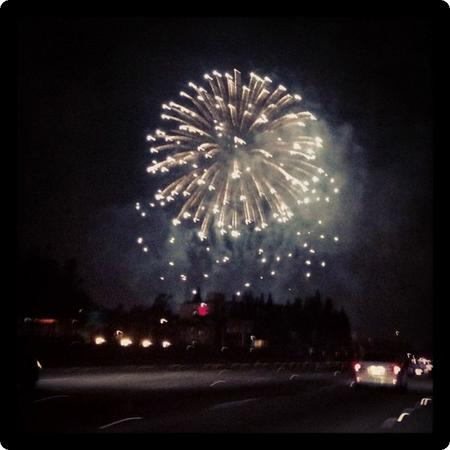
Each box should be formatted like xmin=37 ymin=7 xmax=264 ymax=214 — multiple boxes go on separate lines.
xmin=119 ymin=337 xmax=133 ymax=347
xmin=140 ymin=338 xmax=153 ymax=348
xmin=94 ymin=336 xmax=106 ymax=345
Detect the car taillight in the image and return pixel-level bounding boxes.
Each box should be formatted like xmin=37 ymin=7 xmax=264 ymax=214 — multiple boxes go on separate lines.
xmin=353 ymin=362 xmax=361 ymax=372
xmin=393 ymin=364 xmax=401 ymax=375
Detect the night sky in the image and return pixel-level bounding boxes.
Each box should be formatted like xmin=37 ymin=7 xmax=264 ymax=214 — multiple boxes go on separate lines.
xmin=17 ymin=18 xmax=432 ymax=351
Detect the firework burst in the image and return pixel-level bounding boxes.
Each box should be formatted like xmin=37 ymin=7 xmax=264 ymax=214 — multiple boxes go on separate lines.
xmin=144 ymin=69 xmax=335 ymax=242
xmin=136 ymin=70 xmax=341 ymax=294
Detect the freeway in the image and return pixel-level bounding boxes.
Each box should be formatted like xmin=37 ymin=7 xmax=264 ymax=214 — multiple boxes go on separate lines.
xmin=16 ymin=365 xmax=433 ymax=433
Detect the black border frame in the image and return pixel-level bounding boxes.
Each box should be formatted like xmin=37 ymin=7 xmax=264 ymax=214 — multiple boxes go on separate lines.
xmin=3 ymin=0 xmax=446 ymax=448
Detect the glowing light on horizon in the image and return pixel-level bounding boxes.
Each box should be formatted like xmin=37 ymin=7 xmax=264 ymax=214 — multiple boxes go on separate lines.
xmin=119 ymin=337 xmax=133 ymax=347
xmin=141 ymin=339 xmax=153 ymax=348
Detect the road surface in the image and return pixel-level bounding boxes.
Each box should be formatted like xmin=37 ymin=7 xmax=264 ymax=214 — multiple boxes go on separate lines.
xmin=17 ymin=365 xmax=433 ymax=433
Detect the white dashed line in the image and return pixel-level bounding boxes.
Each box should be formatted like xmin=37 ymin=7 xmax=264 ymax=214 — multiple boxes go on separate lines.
xmin=210 ymin=380 xmax=226 ymax=387
xmin=98 ymin=416 xmax=143 ymax=430
xmin=34 ymin=395 xmax=70 ymax=403
xmin=381 ymin=397 xmax=432 ymax=430
xmin=209 ymin=398 xmax=259 ymax=410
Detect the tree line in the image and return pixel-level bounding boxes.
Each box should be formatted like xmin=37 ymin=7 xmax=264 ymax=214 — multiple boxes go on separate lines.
xmin=17 ymin=251 xmax=352 ymax=358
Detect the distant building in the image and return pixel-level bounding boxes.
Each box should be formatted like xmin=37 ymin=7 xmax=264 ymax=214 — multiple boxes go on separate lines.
xmin=177 ymin=293 xmax=258 ymax=350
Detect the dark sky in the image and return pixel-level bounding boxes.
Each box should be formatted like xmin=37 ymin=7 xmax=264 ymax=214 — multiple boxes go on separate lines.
xmin=17 ymin=18 xmax=433 ymax=351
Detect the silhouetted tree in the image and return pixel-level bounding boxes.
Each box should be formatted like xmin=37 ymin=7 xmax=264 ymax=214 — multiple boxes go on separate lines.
xmin=17 ymin=249 xmax=93 ymax=320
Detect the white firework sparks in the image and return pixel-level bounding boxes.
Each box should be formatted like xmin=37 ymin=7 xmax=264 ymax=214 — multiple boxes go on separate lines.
xmin=137 ymin=69 xmax=342 ymax=291
xmin=145 ymin=69 xmax=335 ymax=241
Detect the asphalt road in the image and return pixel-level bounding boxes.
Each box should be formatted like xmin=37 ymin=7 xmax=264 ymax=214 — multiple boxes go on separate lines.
xmin=17 ymin=366 xmax=433 ymax=433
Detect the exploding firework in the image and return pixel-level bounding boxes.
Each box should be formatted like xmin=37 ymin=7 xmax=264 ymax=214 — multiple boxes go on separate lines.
xmin=136 ymin=70 xmax=341 ymax=295
xmin=144 ymin=69 xmax=335 ymax=242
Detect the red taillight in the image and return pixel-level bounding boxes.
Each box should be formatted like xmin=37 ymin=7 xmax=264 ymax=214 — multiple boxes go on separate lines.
xmin=393 ymin=364 xmax=401 ymax=375
xmin=354 ymin=362 xmax=361 ymax=372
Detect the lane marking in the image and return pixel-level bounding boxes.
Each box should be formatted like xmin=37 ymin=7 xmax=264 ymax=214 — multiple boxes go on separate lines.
xmin=381 ymin=398 xmax=433 ymax=430
xmin=210 ymin=379 xmax=226 ymax=387
xmin=289 ymin=374 xmax=300 ymax=380
xmin=98 ymin=416 xmax=143 ymax=430
xmin=34 ymin=395 xmax=70 ymax=403
xmin=209 ymin=398 xmax=259 ymax=410
xmin=397 ymin=412 xmax=410 ymax=423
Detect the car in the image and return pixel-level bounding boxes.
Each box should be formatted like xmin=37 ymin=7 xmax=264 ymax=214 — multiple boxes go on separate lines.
xmin=352 ymin=351 xmax=409 ymax=390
